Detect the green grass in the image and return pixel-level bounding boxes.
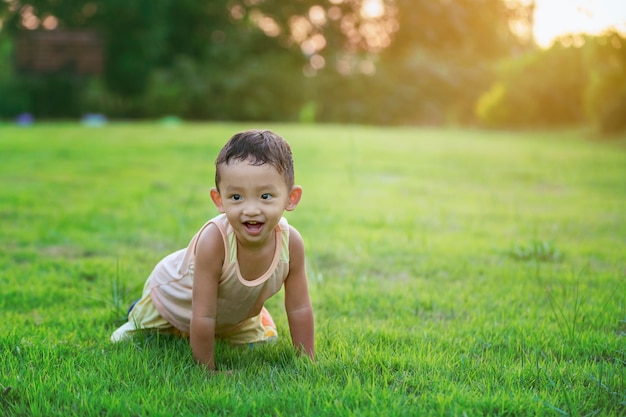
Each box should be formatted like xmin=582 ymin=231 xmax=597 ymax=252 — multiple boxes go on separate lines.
xmin=1 ymin=122 xmax=625 ymax=416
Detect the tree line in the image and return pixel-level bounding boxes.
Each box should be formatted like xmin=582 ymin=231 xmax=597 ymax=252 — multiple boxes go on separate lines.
xmin=0 ymin=0 xmax=624 ymax=133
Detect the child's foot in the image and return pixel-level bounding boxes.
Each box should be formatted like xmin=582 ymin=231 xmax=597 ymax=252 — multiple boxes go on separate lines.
xmin=110 ymin=321 xmax=135 ymax=342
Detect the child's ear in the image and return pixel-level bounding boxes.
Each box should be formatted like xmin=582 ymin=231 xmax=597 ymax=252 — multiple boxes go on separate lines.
xmin=285 ymin=186 xmax=302 ymax=211
xmin=210 ymin=187 xmax=225 ymax=213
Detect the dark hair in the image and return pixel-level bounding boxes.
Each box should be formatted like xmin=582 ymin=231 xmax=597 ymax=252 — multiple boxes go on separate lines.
xmin=215 ymin=130 xmax=295 ymax=190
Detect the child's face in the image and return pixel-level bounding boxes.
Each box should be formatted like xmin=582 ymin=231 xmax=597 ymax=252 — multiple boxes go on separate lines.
xmin=211 ymin=159 xmax=301 ymax=246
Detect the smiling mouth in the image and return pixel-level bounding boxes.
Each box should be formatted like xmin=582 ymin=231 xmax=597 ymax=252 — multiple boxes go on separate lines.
xmin=244 ymin=221 xmax=264 ymax=234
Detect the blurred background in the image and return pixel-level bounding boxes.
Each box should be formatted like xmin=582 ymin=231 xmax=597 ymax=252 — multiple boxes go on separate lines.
xmin=0 ymin=0 xmax=624 ymax=134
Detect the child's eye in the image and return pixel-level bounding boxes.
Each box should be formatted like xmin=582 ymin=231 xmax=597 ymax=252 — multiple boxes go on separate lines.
xmin=261 ymin=193 xmax=272 ymax=200
xmin=230 ymin=194 xmax=242 ymax=201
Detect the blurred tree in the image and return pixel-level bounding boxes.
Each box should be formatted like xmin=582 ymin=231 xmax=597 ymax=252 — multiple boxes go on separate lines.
xmin=372 ymin=0 xmax=529 ymax=124
xmin=475 ymin=30 xmax=626 ymax=134
xmin=475 ymin=41 xmax=588 ymax=128
xmin=584 ymin=31 xmax=626 ymax=134
xmin=385 ymin=0 xmax=523 ymax=60
xmin=0 ymin=0 xmax=533 ymax=124
xmin=247 ymin=0 xmax=530 ymax=124
xmin=95 ymin=1 xmax=169 ymax=96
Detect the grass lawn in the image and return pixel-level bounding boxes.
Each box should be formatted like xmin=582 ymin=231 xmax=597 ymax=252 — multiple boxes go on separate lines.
xmin=0 ymin=122 xmax=624 ymax=416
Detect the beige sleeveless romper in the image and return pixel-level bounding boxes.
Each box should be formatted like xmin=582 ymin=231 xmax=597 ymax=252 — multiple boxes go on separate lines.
xmin=111 ymin=214 xmax=290 ymax=344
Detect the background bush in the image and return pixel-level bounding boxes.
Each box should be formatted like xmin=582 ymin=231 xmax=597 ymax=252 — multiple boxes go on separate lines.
xmin=475 ymin=41 xmax=588 ymax=128
xmin=584 ymin=32 xmax=626 ymax=134
xmin=476 ymin=31 xmax=626 ymax=133
xmin=1 ymin=1 xmax=625 ymax=134
xmin=0 ymin=38 xmax=29 ymax=116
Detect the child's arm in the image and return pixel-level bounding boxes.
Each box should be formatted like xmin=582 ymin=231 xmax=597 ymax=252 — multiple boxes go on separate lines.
xmin=190 ymin=224 xmax=224 ymax=371
xmin=284 ymin=226 xmax=315 ymax=360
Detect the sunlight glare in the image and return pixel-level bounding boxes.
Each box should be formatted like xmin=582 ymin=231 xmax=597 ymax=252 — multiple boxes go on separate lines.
xmin=533 ymin=0 xmax=626 ymax=47
xmin=309 ymin=5 xmax=327 ymax=26
xmin=290 ymin=16 xmax=312 ymax=43
xmin=361 ymin=0 xmax=385 ymax=19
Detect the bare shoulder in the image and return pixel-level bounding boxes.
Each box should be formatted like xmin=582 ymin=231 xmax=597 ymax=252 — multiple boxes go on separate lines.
xmin=195 ymin=222 xmax=225 ymax=267
xmin=288 ymin=225 xmax=305 ymax=255
xmin=288 ymin=225 xmax=306 ymax=272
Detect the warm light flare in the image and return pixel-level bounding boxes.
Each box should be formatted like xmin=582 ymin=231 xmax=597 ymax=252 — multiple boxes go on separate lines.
xmin=42 ymin=15 xmax=58 ymax=30
xmin=532 ymin=0 xmax=626 ymax=47
xmin=308 ymin=5 xmax=327 ymax=26
xmin=249 ymin=9 xmax=281 ymax=37
xmin=20 ymin=5 xmax=38 ymax=30
xmin=361 ymin=0 xmax=385 ymax=19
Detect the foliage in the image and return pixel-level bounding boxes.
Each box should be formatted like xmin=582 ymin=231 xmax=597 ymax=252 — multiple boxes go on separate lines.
xmin=368 ymin=0 xmax=526 ymax=125
xmin=385 ymin=0 xmax=522 ymax=60
xmin=476 ymin=31 xmax=626 ymax=134
xmin=0 ymin=123 xmax=625 ymax=415
xmin=138 ymin=52 xmax=308 ymax=121
xmin=373 ymin=51 xmax=495 ymax=125
xmin=96 ymin=0 xmax=172 ymax=96
xmin=476 ymin=41 xmax=588 ymax=128
xmin=584 ymin=32 xmax=626 ymax=134
xmin=0 ymin=0 xmax=527 ymax=124
xmin=0 ymin=36 xmax=29 ymax=116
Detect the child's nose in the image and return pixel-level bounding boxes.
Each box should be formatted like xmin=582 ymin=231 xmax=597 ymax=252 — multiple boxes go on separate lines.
xmin=243 ymin=202 xmax=261 ymax=216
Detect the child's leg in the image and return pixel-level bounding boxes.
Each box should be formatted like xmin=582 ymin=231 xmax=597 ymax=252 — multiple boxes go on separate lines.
xmin=220 ymin=306 xmax=278 ymax=345
xmin=110 ymin=293 xmax=173 ymax=342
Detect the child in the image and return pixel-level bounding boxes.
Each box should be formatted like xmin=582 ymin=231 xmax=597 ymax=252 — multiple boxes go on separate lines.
xmin=111 ymin=129 xmax=314 ymax=371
